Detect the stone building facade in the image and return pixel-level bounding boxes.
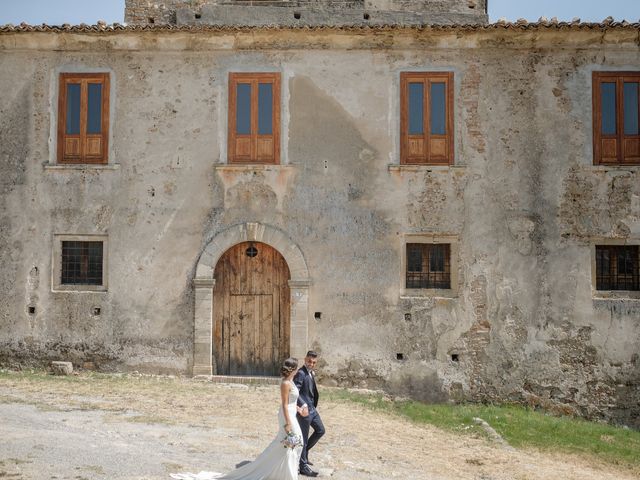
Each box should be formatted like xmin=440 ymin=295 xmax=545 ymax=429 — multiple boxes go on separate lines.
xmin=124 ymin=0 xmax=488 ymax=26
xmin=0 ymin=1 xmax=639 ymax=427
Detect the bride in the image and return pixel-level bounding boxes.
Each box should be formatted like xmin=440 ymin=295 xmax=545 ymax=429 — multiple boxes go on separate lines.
xmin=171 ymin=358 xmax=306 ymax=480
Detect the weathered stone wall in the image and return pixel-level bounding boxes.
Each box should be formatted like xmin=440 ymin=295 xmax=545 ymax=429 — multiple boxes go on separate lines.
xmin=124 ymin=0 xmax=488 ymax=26
xmin=0 ymin=27 xmax=638 ymax=427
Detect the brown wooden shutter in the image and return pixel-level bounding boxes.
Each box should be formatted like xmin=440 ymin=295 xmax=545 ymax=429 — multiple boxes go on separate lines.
xmin=593 ymin=72 xmax=640 ymax=165
xmin=228 ymin=73 xmax=280 ymax=164
xmin=401 ymin=72 xmax=454 ymax=165
xmin=57 ymin=73 xmax=109 ymax=164
xmin=593 ymin=73 xmax=620 ymax=164
xmin=622 ymin=74 xmax=640 ymax=164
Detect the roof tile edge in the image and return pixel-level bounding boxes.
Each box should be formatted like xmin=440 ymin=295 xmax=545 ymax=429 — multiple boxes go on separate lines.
xmin=1 ymin=21 xmax=639 ymax=32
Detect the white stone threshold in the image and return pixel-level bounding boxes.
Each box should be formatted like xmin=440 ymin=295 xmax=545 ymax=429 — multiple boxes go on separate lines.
xmin=194 ymin=375 xmax=281 ymax=385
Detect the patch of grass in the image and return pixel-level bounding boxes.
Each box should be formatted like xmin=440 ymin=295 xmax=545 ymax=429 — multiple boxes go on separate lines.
xmin=0 ymin=459 xmax=32 ymax=466
xmin=0 ymin=394 xmax=119 ymax=415
xmin=162 ymin=462 xmax=185 ymax=473
xmin=124 ymin=414 xmax=175 ymax=425
xmin=324 ymin=389 xmax=640 ymax=470
xmin=3 ymin=370 xmax=638 ymax=472
xmin=0 ymin=369 xmax=197 ymax=399
xmin=0 ymin=395 xmax=29 ymax=405
xmin=77 ymin=465 xmax=105 ymax=475
xmin=0 ymin=369 xmax=228 ymax=431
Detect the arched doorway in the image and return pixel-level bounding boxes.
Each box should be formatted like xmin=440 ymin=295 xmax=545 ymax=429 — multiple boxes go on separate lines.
xmin=192 ymin=222 xmax=310 ymax=377
xmin=213 ymin=242 xmax=290 ymax=376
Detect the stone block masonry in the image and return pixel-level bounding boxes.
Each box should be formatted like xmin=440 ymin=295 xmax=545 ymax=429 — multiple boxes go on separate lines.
xmin=0 ymin=17 xmax=638 ymax=429
xmin=50 ymin=361 xmax=73 ymax=375
xmin=124 ymin=0 xmax=488 ymax=26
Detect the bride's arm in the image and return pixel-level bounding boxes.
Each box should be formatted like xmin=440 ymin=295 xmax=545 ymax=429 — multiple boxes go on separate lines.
xmin=280 ymin=381 xmax=293 ymax=434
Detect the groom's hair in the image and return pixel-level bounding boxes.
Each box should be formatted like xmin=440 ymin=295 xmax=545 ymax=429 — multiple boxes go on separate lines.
xmin=306 ymin=350 xmax=318 ymax=358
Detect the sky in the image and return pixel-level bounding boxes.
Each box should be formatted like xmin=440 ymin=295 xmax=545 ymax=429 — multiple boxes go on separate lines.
xmin=0 ymin=0 xmax=638 ymax=25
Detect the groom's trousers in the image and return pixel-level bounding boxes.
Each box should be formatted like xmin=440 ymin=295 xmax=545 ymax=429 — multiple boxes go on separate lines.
xmin=298 ymin=409 xmax=325 ymax=468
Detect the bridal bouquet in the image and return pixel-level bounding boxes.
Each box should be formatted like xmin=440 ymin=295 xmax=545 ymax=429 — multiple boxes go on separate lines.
xmin=282 ymin=431 xmax=303 ymax=449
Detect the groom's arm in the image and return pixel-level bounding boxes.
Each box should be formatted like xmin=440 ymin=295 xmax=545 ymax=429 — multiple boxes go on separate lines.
xmin=293 ymin=370 xmax=307 ymax=408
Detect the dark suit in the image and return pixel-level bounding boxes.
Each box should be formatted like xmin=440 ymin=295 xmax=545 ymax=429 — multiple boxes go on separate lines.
xmin=294 ymin=365 xmax=325 ymax=469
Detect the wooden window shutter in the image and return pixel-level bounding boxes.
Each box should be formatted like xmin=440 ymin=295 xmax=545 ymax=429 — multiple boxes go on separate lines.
xmin=621 ymin=74 xmax=640 ymax=164
xmin=57 ymin=73 xmax=110 ymax=164
xmin=593 ymin=72 xmax=640 ymax=165
xmin=228 ymin=73 xmax=280 ymax=164
xmin=400 ymin=72 xmax=454 ymax=165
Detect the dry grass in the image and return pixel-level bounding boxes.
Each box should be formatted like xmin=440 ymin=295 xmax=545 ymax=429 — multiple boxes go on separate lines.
xmin=1 ymin=369 xmax=639 ymax=480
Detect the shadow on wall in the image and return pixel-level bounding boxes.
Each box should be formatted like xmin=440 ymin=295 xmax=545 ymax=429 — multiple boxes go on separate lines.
xmin=388 ymin=366 xmax=449 ymax=403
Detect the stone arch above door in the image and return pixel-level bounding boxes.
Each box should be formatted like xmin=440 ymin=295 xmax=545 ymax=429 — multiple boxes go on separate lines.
xmin=193 ymin=223 xmax=310 ymax=376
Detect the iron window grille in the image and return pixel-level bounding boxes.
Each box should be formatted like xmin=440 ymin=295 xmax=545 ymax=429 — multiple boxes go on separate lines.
xmin=406 ymin=243 xmax=451 ymax=289
xmin=61 ymin=241 xmax=104 ymax=285
xmin=595 ymin=245 xmax=640 ymax=291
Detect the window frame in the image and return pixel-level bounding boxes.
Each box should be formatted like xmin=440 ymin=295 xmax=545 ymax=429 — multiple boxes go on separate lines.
xmin=590 ymin=240 xmax=640 ymax=299
xmin=400 ymin=72 xmax=454 ymax=165
xmin=401 ymin=234 xmax=458 ymax=297
xmin=52 ymin=234 xmax=108 ymax=292
xmin=592 ymin=71 xmax=640 ymax=165
xmin=228 ymin=72 xmax=281 ymax=165
xmin=57 ymin=73 xmax=110 ymax=165
xmin=406 ymin=243 xmax=452 ymax=289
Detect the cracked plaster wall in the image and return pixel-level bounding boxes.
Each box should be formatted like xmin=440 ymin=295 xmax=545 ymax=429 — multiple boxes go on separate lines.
xmin=0 ymin=30 xmax=638 ymax=427
xmin=124 ymin=0 xmax=488 ymax=26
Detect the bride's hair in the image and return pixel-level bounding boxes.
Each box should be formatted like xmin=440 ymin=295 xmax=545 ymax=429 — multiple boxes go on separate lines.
xmin=280 ymin=357 xmax=298 ymax=378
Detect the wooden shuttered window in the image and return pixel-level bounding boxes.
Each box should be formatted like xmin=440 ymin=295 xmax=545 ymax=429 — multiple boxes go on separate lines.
xmin=401 ymin=72 xmax=454 ymax=165
xmin=593 ymin=72 xmax=640 ymax=165
xmin=228 ymin=73 xmax=280 ymax=164
xmin=57 ymin=73 xmax=110 ymax=164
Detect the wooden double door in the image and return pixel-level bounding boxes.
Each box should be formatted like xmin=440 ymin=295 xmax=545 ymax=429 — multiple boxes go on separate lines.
xmin=213 ymin=242 xmax=290 ymax=376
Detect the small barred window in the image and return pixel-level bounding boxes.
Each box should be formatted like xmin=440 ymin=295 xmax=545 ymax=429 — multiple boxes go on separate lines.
xmin=595 ymin=245 xmax=639 ymax=291
xmin=406 ymin=243 xmax=451 ymax=289
xmin=61 ymin=241 xmax=104 ymax=285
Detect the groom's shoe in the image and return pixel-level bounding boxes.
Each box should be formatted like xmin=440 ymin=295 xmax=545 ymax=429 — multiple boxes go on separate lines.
xmin=299 ymin=465 xmax=318 ymax=477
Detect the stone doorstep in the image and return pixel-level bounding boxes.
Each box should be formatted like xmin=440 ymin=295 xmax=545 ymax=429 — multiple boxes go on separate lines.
xmin=195 ymin=375 xmax=281 ymax=385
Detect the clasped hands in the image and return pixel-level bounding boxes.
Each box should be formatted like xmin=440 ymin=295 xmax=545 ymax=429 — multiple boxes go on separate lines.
xmin=297 ymin=405 xmax=310 ymax=417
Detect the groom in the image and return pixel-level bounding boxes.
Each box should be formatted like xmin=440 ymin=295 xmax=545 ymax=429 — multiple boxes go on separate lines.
xmin=294 ymin=350 xmax=325 ymax=477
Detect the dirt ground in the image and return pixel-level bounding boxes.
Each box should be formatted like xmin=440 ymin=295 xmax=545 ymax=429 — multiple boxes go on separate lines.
xmin=0 ymin=371 xmax=637 ymax=480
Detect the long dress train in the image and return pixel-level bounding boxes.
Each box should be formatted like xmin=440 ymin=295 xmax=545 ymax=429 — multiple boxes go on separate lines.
xmin=170 ymin=380 xmax=303 ymax=480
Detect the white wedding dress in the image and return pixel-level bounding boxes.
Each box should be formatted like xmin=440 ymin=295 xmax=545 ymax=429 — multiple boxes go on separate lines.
xmin=171 ymin=380 xmax=303 ymax=480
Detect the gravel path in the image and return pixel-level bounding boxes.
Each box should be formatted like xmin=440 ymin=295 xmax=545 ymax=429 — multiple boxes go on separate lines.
xmin=0 ymin=373 xmax=637 ymax=480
